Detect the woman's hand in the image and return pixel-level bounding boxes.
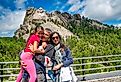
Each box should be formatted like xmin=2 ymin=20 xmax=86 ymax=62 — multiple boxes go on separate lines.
xmin=53 ymin=63 xmax=63 ymax=70
xmin=39 ymin=48 xmax=45 ymax=54
xmin=60 ymin=48 xmax=64 ymax=52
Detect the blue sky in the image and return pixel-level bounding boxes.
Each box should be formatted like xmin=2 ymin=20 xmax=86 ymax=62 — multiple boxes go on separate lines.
xmin=0 ymin=0 xmax=121 ymax=37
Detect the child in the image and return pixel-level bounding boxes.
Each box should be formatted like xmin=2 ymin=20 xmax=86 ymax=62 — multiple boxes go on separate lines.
xmin=16 ymin=26 xmax=44 ymax=82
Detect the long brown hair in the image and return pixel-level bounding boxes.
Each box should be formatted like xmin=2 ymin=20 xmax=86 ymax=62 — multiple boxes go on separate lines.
xmin=30 ymin=25 xmax=44 ymax=35
xmin=27 ymin=25 xmax=44 ymax=42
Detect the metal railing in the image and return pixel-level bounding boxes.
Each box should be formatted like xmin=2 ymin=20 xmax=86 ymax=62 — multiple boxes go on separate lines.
xmin=73 ymin=54 xmax=121 ymax=81
xmin=1 ymin=54 xmax=121 ymax=82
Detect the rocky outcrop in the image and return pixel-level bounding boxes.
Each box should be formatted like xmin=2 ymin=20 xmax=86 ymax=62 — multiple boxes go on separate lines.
xmin=14 ymin=7 xmax=111 ymax=40
xmin=14 ymin=7 xmax=74 ymax=40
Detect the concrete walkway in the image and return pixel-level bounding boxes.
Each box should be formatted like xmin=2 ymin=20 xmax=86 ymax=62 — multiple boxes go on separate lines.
xmin=80 ymin=76 xmax=121 ymax=82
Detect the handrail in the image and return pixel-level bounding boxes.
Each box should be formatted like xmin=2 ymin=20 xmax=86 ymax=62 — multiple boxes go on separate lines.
xmin=71 ymin=59 xmax=121 ymax=66
xmin=0 ymin=68 xmax=20 ymax=71
xmin=1 ymin=54 xmax=121 ymax=64
xmin=0 ymin=61 xmax=19 ymax=64
xmin=74 ymin=65 xmax=121 ymax=72
xmin=0 ymin=74 xmax=18 ymax=77
xmin=73 ymin=54 xmax=121 ymax=60
xmin=0 ymin=54 xmax=121 ymax=64
xmin=1 ymin=55 xmax=121 ymax=81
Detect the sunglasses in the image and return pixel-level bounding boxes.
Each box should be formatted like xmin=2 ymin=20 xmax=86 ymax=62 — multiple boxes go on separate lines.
xmin=52 ymin=36 xmax=59 ymax=40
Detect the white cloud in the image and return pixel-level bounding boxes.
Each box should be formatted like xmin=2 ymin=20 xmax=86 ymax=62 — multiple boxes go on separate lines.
xmin=114 ymin=23 xmax=121 ymax=27
xmin=82 ymin=0 xmax=121 ymax=21
xmin=1 ymin=32 xmax=10 ymax=35
xmin=0 ymin=6 xmax=26 ymax=37
xmin=14 ymin=0 xmax=27 ymax=9
xmin=0 ymin=6 xmax=12 ymax=16
xmin=0 ymin=31 xmax=12 ymax=37
xmin=64 ymin=0 xmax=84 ymax=13
xmin=67 ymin=0 xmax=79 ymax=4
xmin=65 ymin=0 xmax=121 ymax=22
xmin=0 ymin=0 xmax=27 ymax=36
xmin=68 ymin=1 xmax=84 ymax=12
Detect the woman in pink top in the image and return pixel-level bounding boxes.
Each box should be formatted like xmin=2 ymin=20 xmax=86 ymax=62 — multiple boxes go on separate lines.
xmin=16 ymin=26 xmax=44 ymax=82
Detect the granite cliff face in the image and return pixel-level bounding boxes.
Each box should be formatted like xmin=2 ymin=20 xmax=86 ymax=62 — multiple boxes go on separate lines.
xmin=14 ymin=7 xmax=111 ymax=40
xmin=14 ymin=7 xmax=74 ymax=40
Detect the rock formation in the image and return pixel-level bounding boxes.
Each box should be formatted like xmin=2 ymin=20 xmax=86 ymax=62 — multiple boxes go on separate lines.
xmin=14 ymin=7 xmax=112 ymax=40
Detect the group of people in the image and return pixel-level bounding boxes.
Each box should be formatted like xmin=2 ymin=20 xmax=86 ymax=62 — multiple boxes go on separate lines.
xmin=16 ymin=25 xmax=75 ymax=82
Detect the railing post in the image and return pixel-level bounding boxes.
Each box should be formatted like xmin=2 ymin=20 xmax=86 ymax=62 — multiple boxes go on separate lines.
xmin=82 ymin=58 xmax=86 ymax=81
xmin=0 ymin=63 xmax=3 ymax=82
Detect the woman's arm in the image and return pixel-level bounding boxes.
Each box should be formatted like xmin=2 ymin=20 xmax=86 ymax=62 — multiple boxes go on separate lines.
xmin=53 ymin=48 xmax=73 ymax=70
xmin=29 ymin=41 xmax=45 ymax=54
xmin=62 ymin=48 xmax=73 ymax=67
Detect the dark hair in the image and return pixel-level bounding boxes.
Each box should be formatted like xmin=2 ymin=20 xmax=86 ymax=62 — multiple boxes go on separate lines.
xmin=45 ymin=28 xmax=52 ymax=33
xmin=35 ymin=25 xmax=44 ymax=33
xmin=50 ymin=32 xmax=61 ymax=45
xmin=30 ymin=25 xmax=44 ymax=36
xmin=27 ymin=26 xmax=44 ymax=42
